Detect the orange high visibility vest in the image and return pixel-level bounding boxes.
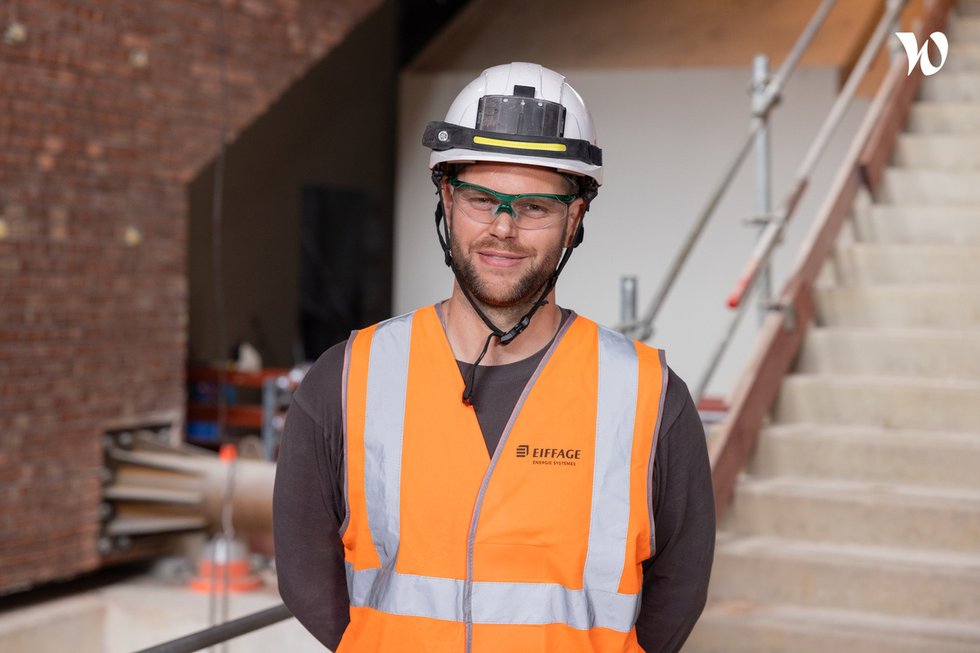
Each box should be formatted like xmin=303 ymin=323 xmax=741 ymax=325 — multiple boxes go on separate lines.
xmin=339 ymin=306 xmax=667 ymax=652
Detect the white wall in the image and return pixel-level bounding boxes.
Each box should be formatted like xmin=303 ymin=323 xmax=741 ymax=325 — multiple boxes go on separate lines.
xmin=394 ymin=67 xmax=869 ymax=397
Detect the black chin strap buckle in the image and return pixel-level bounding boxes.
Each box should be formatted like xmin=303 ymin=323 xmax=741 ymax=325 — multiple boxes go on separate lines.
xmin=499 ymin=315 xmax=531 ymax=345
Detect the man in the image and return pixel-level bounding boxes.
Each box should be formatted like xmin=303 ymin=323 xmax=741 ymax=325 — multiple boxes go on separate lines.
xmin=274 ymin=62 xmax=715 ymax=652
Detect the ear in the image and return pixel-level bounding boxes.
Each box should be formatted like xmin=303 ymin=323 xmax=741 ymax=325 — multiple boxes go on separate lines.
xmin=563 ymin=199 xmax=586 ymax=248
xmin=440 ymin=177 xmax=455 ymax=229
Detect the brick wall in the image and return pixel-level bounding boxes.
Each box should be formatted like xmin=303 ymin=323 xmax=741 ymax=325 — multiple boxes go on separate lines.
xmin=0 ymin=0 xmax=382 ymax=594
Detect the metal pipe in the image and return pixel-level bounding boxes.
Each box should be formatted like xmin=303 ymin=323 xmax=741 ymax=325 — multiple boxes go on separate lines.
xmin=132 ymin=604 xmax=293 ymax=653
xmin=220 ymin=451 xmax=237 ymax=650
xmin=765 ymin=0 xmax=839 ymax=107
xmin=726 ymin=0 xmax=908 ymax=310
xmin=620 ymin=129 xmax=757 ymax=340
xmin=616 ymin=0 xmax=838 ymax=339
xmin=619 ymin=276 xmax=638 ymax=325
xmin=261 ymin=377 xmax=278 ymax=461
xmin=727 ymin=179 xmax=808 ymax=309
xmin=887 ymin=0 xmax=906 ymax=63
xmin=695 ymin=283 xmax=757 ymax=402
xmin=752 ymin=54 xmax=774 ymax=320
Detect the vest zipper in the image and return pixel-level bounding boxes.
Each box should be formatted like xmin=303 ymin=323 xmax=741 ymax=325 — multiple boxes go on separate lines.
xmin=461 ymin=315 xmax=577 ymax=653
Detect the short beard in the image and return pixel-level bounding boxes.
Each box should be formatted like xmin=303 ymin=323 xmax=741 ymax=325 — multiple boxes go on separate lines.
xmin=450 ymin=230 xmax=563 ymax=318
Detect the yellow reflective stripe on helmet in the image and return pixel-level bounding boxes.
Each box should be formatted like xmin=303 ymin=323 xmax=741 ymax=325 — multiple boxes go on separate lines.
xmin=472 ymin=135 xmax=568 ymax=153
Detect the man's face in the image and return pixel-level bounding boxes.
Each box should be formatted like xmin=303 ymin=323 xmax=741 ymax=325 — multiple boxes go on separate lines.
xmin=442 ymin=162 xmax=584 ymax=309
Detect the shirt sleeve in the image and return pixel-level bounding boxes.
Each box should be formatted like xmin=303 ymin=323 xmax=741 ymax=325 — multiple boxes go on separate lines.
xmin=635 ymin=368 xmax=716 ymax=653
xmin=273 ymin=341 xmax=350 ymax=649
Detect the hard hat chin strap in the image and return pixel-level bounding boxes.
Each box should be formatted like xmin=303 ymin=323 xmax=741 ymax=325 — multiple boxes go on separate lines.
xmin=431 ymin=171 xmax=577 ymax=406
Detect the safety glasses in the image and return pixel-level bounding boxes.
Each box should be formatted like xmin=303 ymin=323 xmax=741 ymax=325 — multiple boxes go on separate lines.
xmin=449 ymin=178 xmax=576 ymax=230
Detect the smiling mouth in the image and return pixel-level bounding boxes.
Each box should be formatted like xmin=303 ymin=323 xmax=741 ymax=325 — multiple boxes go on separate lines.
xmin=477 ymin=251 xmax=525 ymax=267
xmin=478 ymin=247 xmax=526 ymax=258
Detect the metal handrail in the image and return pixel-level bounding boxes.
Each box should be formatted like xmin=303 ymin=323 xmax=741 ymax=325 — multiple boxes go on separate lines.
xmin=132 ymin=603 xmax=292 ymax=653
xmin=693 ymin=0 xmax=907 ymax=399
xmin=615 ymin=0 xmax=910 ymax=400
xmin=616 ymin=0 xmax=839 ymax=340
xmin=727 ymin=0 xmax=908 ymax=309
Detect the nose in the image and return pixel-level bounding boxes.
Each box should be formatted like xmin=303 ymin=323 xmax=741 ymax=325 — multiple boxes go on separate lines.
xmin=489 ymin=207 xmax=519 ymax=238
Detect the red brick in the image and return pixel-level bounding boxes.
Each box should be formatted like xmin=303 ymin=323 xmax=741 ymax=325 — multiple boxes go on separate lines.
xmin=0 ymin=0 xmax=382 ymax=594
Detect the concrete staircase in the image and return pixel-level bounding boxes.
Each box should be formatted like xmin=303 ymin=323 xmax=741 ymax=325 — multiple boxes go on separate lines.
xmin=686 ymin=4 xmax=980 ymax=651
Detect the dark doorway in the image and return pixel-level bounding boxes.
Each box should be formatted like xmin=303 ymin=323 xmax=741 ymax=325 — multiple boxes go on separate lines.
xmin=299 ymin=186 xmax=387 ymax=360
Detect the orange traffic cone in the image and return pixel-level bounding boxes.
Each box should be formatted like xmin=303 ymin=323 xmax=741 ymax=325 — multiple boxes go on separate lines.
xmin=189 ymin=536 xmax=262 ymax=593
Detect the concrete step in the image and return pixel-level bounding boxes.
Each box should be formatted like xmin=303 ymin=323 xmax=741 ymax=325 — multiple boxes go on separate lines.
xmin=814 ymin=284 xmax=980 ymax=329
xmin=831 ymin=243 xmax=980 ymax=284
xmin=710 ymin=535 xmax=980 ymax=621
xmin=942 ymin=45 xmax=980 ymax=72
xmin=687 ymin=601 xmax=980 ymax=653
xmin=750 ymin=424 xmax=980 ymax=489
xmin=882 ymin=168 xmax=980 ymax=204
xmin=774 ymin=374 xmax=980 ymax=431
xmin=947 ymin=15 xmax=980 ymax=42
xmin=725 ymin=476 xmax=980 ymax=552
xmin=894 ymin=133 xmax=980 ymax=168
xmin=906 ymin=102 xmax=980 ymax=133
xmin=920 ymin=72 xmax=980 ymax=102
xmin=797 ymin=327 xmax=980 ymax=380
xmin=856 ymin=204 xmax=980 ymax=245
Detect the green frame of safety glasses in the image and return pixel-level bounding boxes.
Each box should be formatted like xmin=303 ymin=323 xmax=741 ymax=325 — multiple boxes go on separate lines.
xmin=449 ymin=178 xmax=577 ymax=216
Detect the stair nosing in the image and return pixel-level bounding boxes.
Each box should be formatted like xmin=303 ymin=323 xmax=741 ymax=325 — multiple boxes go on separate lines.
xmin=700 ymin=600 xmax=980 ymax=641
xmin=761 ymin=422 xmax=980 ymax=444
xmin=735 ymin=474 xmax=980 ymax=504
xmin=807 ymin=325 xmax=980 ymax=339
xmin=715 ymin=534 xmax=980 ymax=570
xmin=782 ymin=372 xmax=980 ymax=390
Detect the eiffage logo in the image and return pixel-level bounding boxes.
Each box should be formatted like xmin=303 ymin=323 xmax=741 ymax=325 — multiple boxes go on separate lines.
xmin=515 ymin=444 xmax=582 ymax=467
xmin=895 ymin=31 xmax=949 ymax=76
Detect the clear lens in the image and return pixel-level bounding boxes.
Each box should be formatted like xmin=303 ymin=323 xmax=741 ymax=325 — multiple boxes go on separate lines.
xmin=475 ymin=95 xmax=566 ymax=138
xmin=452 ymin=186 xmax=569 ymax=230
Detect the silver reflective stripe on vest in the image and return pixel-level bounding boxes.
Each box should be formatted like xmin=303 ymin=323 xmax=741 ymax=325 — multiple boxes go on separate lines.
xmin=583 ymin=326 xmax=639 ymax=595
xmin=472 ymin=581 xmax=637 ymax=631
xmin=648 ymin=348 xmax=669 ymax=557
xmin=363 ymin=312 xmax=414 ymax=565
xmin=347 ymin=562 xmax=465 ymax=622
xmin=346 ymin=563 xmax=638 ymax=632
xmin=339 ymin=332 xmax=358 ymax=538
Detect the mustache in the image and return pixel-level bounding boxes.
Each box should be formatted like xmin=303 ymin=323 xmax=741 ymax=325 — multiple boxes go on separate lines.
xmin=469 ymin=238 xmax=532 ymax=257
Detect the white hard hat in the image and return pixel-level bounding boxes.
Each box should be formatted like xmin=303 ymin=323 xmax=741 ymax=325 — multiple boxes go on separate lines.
xmin=422 ymin=62 xmax=603 ymax=185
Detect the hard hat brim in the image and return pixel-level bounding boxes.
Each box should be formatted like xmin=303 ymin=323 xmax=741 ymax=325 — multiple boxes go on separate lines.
xmin=424 ymin=122 xmax=603 ymax=185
